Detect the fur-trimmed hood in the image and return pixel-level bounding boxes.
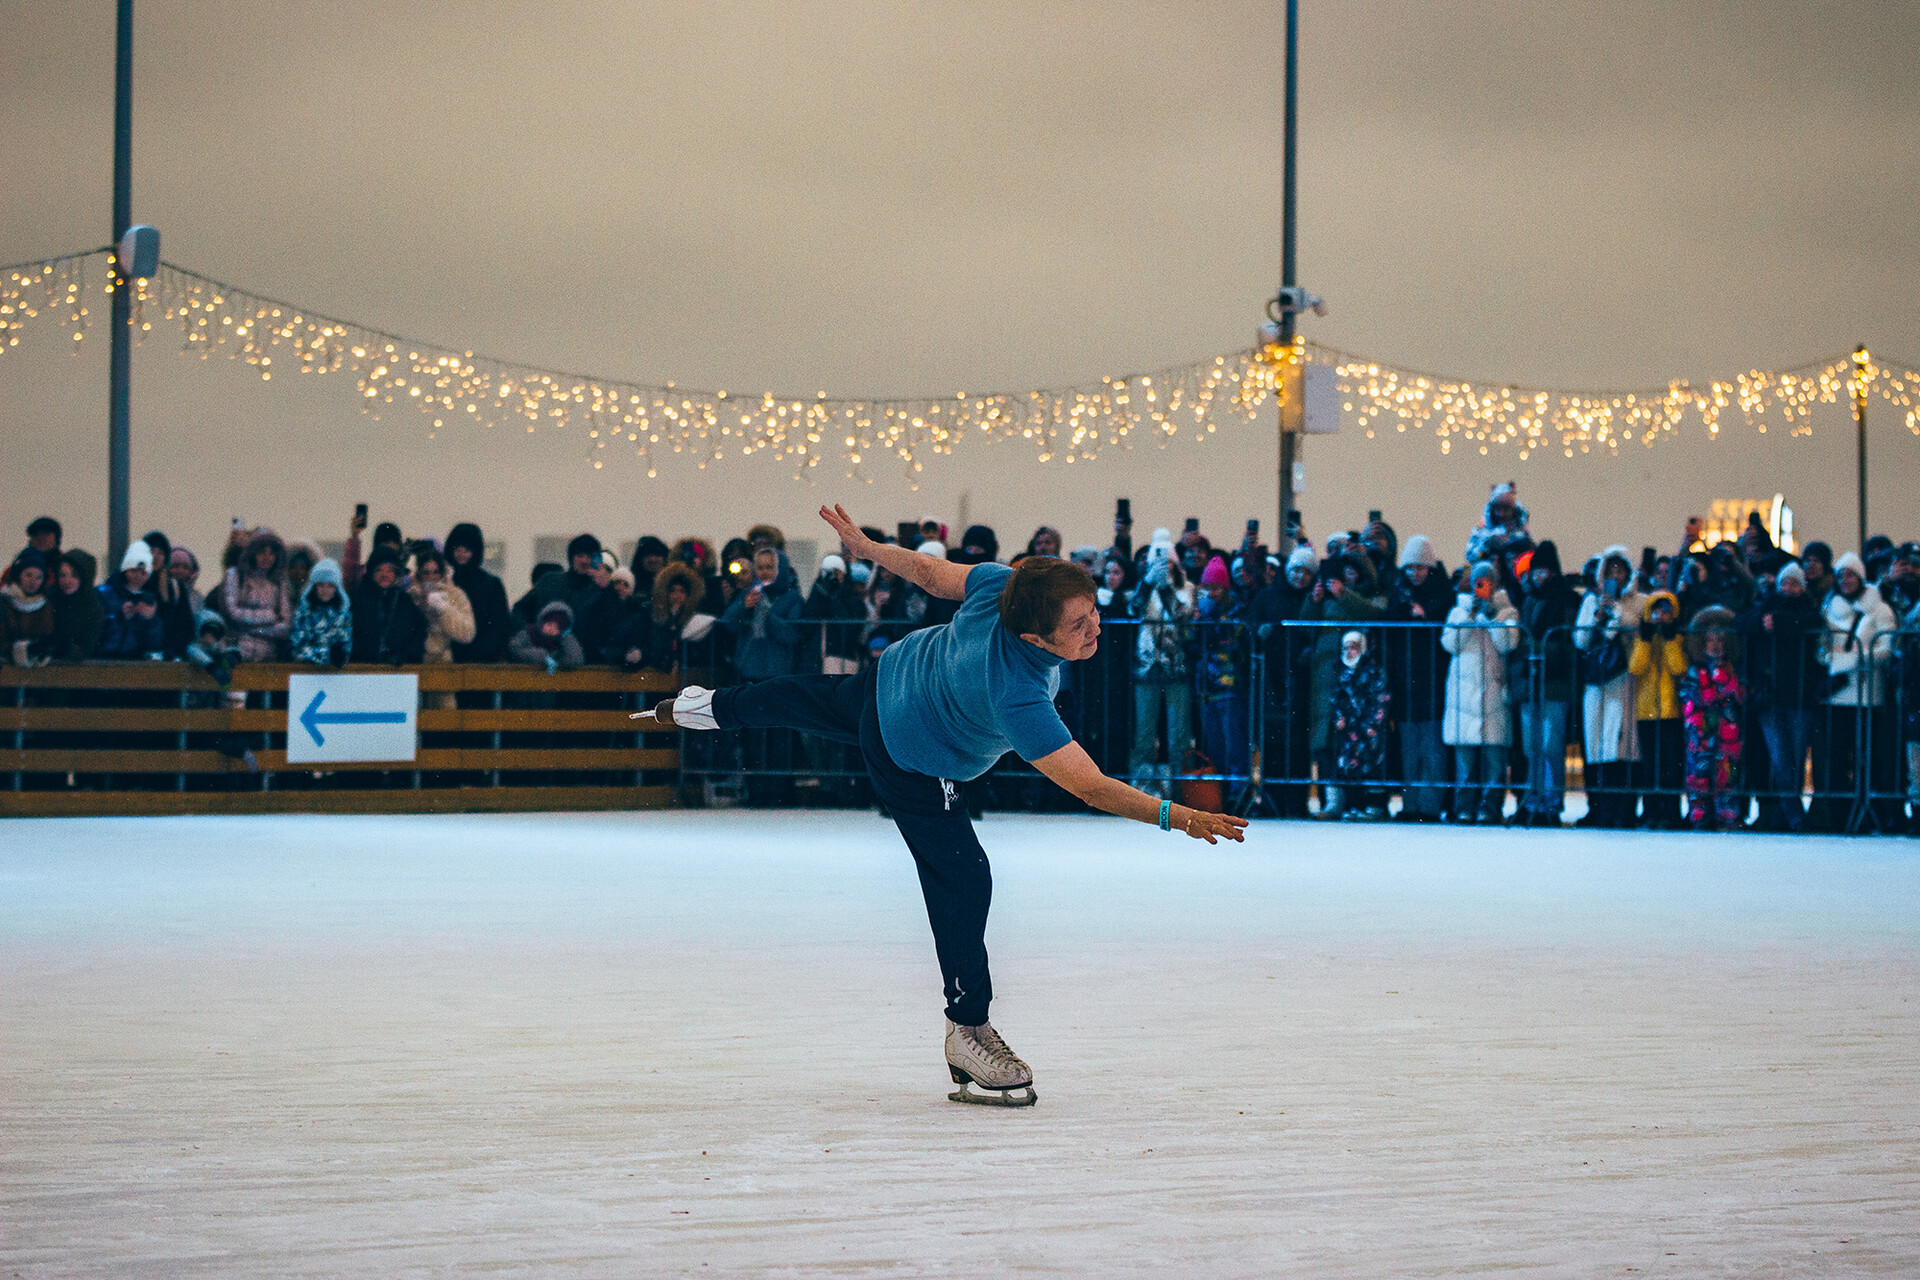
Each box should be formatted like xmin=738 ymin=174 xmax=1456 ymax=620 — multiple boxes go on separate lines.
xmin=1683 ymin=604 xmax=1742 ymax=667
xmin=651 ymin=561 xmax=706 ymax=624
xmin=238 ymin=527 xmax=287 ymax=581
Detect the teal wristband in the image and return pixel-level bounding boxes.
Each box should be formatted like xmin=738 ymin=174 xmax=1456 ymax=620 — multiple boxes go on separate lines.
xmin=1158 ymin=799 xmax=1172 ymax=831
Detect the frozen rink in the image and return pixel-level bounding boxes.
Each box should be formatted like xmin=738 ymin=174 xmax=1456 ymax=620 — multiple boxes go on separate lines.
xmin=4 ymin=811 xmax=1919 ymax=1277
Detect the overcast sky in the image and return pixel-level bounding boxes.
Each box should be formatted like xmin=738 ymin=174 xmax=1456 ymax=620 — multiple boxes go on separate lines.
xmin=3 ymin=1 xmax=1916 ymax=577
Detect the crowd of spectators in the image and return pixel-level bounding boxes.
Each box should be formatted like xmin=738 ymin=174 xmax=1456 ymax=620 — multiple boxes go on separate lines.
xmin=5 ymin=483 xmax=1918 ymax=834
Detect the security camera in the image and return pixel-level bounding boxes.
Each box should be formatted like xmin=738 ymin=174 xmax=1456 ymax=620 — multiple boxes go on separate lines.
xmin=1268 ymin=287 xmax=1329 ymax=320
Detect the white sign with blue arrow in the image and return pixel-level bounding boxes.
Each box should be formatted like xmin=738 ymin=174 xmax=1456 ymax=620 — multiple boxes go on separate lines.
xmin=285 ymin=673 xmax=419 ymax=764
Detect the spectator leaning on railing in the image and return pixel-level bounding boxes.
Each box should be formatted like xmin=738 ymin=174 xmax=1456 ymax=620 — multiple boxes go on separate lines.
xmin=291 ymin=557 xmax=352 ymax=667
xmin=47 ymin=549 xmax=104 ymax=662
xmin=96 ymin=542 xmax=166 ymax=659
xmin=444 ymin=523 xmax=511 ymax=663
xmin=350 ymin=545 xmax=427 ymax=665
xmin=2 ymin=549 xmax=55 ymax=665
xmin=222 ymin=527 xmax=293 ymax=664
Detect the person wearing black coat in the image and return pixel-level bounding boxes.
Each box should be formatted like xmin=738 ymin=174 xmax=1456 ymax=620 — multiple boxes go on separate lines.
xmin=349 ymin=546 xmax=428 ymax=664
xmin=1249 ymin=545 xmax=1318 ymax=815
xmin=1384 ymin=535 xmax=1454 ymax=820
xmin=1742 ymin=564 xmax=1827 ymax=830
xmin=801 ymin=555 xmax=868 ymax=674
xmin=444 ymin=522 xmax=511 ymax=662
xmin=1512 ymin=540 xmax=1581 ymax=826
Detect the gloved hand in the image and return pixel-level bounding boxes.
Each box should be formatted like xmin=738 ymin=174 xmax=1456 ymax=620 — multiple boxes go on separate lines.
xmin=1658 ymin=620 xmax=1678 ymax=640
xmin=544 ymin=653 xmax=558 ymax=675
xmin=1256 ymin=623 xmax=1274 ymax=642
xmin=1639 ymin=618 xmax=1656 ymax=642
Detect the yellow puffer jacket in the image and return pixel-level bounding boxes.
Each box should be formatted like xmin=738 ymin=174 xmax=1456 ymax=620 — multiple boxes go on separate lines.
xmin=1628 ymin=590 xmax=1688 ymax=721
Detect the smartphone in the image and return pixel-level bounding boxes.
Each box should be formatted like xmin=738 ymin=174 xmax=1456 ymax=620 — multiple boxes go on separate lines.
xmin=896 ymin=521 xmax=919 ymax=547
xmin=354 ymin=502 xmax=369 ymax=524
xmin=1367 ymin=509 xmax=1382 ymax=524
xmin=1246 ymin=518 xmax=1259 ymax=536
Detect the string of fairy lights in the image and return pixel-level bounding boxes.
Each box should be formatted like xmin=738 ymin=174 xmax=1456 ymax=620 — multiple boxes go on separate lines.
xmin=6 ymin=247 xmax=1918 ymax=476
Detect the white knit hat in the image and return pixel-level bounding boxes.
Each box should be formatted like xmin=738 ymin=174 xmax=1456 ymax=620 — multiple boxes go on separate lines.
xmin=1399 ymin=534 xmax=1438 ymax=568
xmin=916 ymin=540 xmax=947 ymax=558
xmin=820 ymin=554 xmax=847 ymax=576
xmin=120 ymin=541 xmax=154 ymax=573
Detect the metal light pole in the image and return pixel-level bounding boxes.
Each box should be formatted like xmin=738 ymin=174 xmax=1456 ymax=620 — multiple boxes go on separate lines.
xmin=108 ymin=0 xmax=135 ymax=568
xmin=1275 ymin=0 xmax=1300 ymax=544
xmin=1853 ymin=344 xmax=1869 ymax=553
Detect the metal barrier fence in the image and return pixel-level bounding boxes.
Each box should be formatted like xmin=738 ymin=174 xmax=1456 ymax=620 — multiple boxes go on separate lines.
xmin=678 ymin=614 xmax=1920 ymax=832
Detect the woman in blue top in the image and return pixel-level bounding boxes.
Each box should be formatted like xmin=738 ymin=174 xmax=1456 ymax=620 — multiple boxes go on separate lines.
xmin=639 ymin=505 xmax=1247 ymax=1106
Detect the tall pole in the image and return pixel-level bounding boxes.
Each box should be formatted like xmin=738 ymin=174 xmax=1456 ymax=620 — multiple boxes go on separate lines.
xmin=1276 ymin=0 xmax=1300 ymax=544
xmin=108 ymin=0 xmax=134 ymax=568
xmin=1853 ymin=344 xmax=1869 ymax=553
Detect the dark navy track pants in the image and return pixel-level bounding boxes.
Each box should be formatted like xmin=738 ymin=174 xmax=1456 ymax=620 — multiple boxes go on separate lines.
xmin=710 ymin=667 xmax=995 ymax=1027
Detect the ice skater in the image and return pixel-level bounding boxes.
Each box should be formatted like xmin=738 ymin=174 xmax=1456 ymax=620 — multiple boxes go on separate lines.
xmin=635 ymin=504 xmax=1248 ymax=1105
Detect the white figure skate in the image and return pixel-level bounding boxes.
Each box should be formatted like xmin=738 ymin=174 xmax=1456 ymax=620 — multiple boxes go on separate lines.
xmin=945 ymin=1018 xmax=1037 ymax=1107
xmin=628 ymin=685 xmax=718 ymax=729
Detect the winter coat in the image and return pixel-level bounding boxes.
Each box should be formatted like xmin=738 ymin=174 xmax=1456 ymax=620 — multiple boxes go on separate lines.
xmin=46 ymin=552 xmax=105 ymax=661
xmin=348 ymin=578 xmax=428 ymax=664
xmin=410 ymin=578 xmax=476 ymax=663
xmin=803 ymin=575 xmax=869 ymax=665
xmin=95 ymin=574 xmax=167 ymax=658
xmin=1463 ymin=497 xmax=1530 ymax=569
xmin=1332 ymin=657 xmax=1391 ymax=780
xmin=1820 ymin=584 xmax=1897 ymax=707
xmin=719 ymin=553 xmax=804 ymax=680
xmin=1192 ymin=592 xmax=1248 ymax=701
xmin=508 ymin=601 xmax=586 ymax=670
xmin=1628 ymin=602 xmax=1688 ymax=721
xmin=1441 ymin=589 xmax=1520 ymax=746
xmin=1740 ymin=591 xmax=1825 ymax=711
xmin=154 ymin=573 xmax=200 ymax=659
xmin=1130 ymin=575 xmax=1196 ymax=682
xmin=221 ymin=528 xmax=293 ymax=663
xmin=513 ymin=568 xmax=605 ymax=631
xmin=445 ymin=525 xmax=512 ymax=663
xmin=1 ymin=580 xmax=56 ymax=660
xmin=291 ymin=590 xmax=354 ymax=666
xmin=1384 ymin=568 xmax=1453 ymax=722
xmin=1575 ymin=587 xmax=1645 ymax=764
xmin=1515 ymin=575 xmax=1581 ymax=704
xmin=1302 ymin=557 xmax=1389 ymax=752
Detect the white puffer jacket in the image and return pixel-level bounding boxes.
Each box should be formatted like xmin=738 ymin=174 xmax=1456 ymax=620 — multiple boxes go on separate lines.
xmin=1821 ymin=583 xmax=1896 ymax=706
xmin=1440 ymin=589 xmax=1520 ymax=746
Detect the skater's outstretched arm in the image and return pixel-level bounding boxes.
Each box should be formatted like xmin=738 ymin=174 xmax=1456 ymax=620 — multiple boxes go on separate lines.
xmin=819 ymin=504 xmax=972 ymax=600
xmin=1030 ymin=741 xmax=1249 ymax=844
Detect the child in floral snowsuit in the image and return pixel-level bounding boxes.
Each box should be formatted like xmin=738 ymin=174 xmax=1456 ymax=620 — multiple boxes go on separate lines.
xmin=1332 ymin=629 xmax=1392 ymax=819
xmin=1680 ymin=606 xmax=1744 ymax=829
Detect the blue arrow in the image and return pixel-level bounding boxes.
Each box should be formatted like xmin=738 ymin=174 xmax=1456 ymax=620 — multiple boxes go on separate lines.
xmin=298 ymin=688 xmax=409 ymax=747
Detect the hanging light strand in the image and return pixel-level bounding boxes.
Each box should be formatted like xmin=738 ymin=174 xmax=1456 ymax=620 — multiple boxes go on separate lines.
xmin=5 ymin=248 xmax=1917 ymax=475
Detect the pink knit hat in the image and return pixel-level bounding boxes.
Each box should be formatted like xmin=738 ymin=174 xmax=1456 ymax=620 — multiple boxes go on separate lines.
xmin=1200 ymin=556 xmax=1230 ymax=588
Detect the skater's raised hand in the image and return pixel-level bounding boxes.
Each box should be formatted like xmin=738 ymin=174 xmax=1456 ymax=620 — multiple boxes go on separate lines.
xmin=822 ymin=504 xmax=974 ymax=600
xmin=818 ymin=505 xmax=877 ymax=560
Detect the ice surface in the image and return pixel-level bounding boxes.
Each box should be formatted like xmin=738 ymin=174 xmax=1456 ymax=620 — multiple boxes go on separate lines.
xmin=3 ymin=811 xmax=1919 ymax=1276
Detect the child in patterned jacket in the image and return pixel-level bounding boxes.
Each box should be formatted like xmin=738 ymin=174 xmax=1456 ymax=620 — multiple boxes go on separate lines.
xmin=1680 ymin=605 xmax=1745 ymax=829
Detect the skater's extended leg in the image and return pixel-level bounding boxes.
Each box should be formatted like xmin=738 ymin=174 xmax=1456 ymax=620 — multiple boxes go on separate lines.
xmin=641 ymin=668 xmax=869 ymax=743
xmin=857 ymin=678 xmax=994 ymax=1027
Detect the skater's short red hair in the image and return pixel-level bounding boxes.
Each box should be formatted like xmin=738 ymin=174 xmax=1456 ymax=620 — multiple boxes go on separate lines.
xmin=998 ymin=556 xmax=1097 ymax=640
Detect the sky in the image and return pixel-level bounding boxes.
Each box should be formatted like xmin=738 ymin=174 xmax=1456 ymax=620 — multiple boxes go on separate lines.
xmin=3 ymin=1 xmax=1917 ymax=582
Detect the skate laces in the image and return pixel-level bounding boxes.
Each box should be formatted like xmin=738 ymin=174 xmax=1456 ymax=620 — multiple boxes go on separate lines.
xmin=967 ymin=1022 xmax=1023 ymax=1067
